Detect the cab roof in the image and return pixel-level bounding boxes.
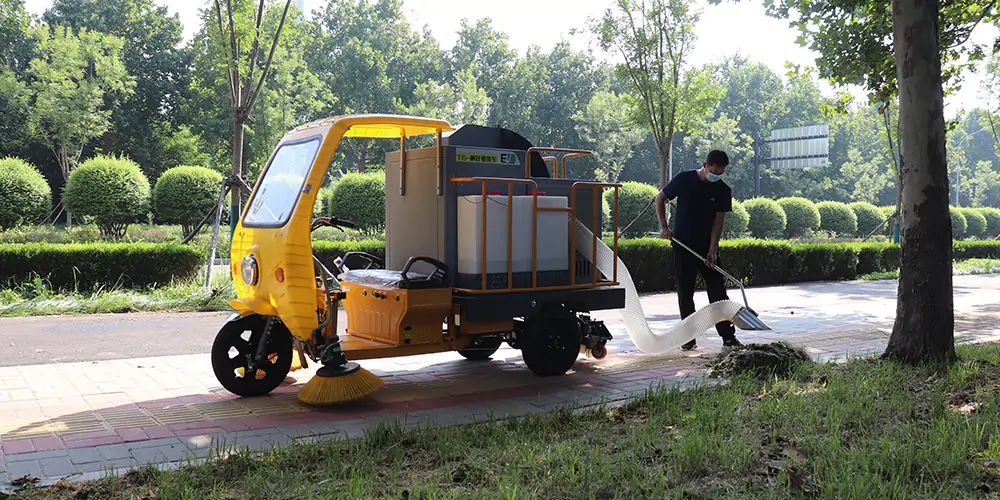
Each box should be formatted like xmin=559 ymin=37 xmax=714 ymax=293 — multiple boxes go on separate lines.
xmin=292 ymin=113 xmax=455 ymax=138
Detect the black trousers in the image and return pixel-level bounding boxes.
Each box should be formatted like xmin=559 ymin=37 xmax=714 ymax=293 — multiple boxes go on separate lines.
xmin=673 ymin=244 xmax=736 ymax=339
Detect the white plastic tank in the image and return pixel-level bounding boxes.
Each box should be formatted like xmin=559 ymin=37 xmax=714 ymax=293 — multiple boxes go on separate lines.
xmin=457 ymin=193 xmax=569 ymax=277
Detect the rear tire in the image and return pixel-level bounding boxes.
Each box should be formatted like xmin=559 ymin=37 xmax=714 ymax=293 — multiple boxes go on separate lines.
xmin=211 ymin=314 xmax=294 ymax=397
xmin=520 ymin=304 xmax=581 ymax=376
xmin=458 ymin=336 xmax=503 ymax=361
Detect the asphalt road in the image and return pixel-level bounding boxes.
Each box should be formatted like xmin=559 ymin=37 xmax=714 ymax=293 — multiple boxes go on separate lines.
xmin=0 ymin=311 xmax=232 ymax=367
xmin=1 ymin=274 xmax=996 ymax=367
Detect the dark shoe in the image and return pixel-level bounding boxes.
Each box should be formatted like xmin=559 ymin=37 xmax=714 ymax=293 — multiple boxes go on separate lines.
xmin=722 ymin=337 xmax=743 ymax=348
xmin=681 ymin=339 xmax=697 ymax=351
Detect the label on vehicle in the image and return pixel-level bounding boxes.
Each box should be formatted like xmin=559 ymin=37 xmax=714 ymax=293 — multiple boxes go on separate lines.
xmin=456 ymin=149 xmax=520 ymax=166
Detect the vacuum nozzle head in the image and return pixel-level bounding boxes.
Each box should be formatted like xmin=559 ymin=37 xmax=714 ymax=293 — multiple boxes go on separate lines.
xmin=732 ymin=307 xmax=771 ymax=331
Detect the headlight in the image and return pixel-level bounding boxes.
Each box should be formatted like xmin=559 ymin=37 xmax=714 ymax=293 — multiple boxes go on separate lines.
xmin=241 ymin=254 xmax=258 ymax=286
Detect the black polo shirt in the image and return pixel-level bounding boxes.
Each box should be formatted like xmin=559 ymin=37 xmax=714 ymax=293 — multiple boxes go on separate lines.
xmin=660 ymin=169 xmax=733 ymax=254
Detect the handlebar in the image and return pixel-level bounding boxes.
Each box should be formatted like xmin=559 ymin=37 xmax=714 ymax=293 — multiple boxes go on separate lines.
xmin=311 ymin=216 xmax=357 ymax=232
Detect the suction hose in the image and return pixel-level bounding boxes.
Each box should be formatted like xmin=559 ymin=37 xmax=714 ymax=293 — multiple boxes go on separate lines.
xmin=574 ymin=219 xmax=757 ymax=355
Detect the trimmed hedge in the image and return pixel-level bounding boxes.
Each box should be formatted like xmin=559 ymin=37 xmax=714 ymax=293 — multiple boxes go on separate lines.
xmin=0 ymin=242 xmax=203 ymax=291
xmin=777 ymin=197 xmax=820 ymax=237
xmin=980 ymin=207 xmax=1000 ymax=238
xmin=153 ymin=165 xmax=224 ymax=235
xmin=329 ymin=171 xmax=386 ymax=236
xmin=959 ymin=208 xmax=987 ymax=239
xmin=723 ymin=201 xmax=750 ymax=237
xmin=850 ymin=202 xmax=884 ymax=237
xmin=950 ymin=207 xmax=968 ymax=239
xmin=743 ymin=197 xmax=787 ymax=238
xmin=816 ymin=201 xmax=858 ymax=236
xmin=63 ymin=155 xmax=151 ymax=239
xmin=606 ymin=181 xmax=659 ymax=237
xmin=0 ymin=157 xmax=52 ymax=230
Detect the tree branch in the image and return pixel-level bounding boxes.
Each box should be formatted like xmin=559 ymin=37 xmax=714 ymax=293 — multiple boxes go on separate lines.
xmin=225 ymin=0 xmax=242 ymax=110
xmin=246 ymin=0 xmax=292 ymax=114
xmin=244 ymin=0 xmax=267 ymax=108
xmin=213 ymin=0 xmax=238 ymax=107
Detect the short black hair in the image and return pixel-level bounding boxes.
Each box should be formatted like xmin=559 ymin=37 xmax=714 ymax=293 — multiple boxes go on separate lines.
xmin=706 ymin=150 xmax=729 ymax=167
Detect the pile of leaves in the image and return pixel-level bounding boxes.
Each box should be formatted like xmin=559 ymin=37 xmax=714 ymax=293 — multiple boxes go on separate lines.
xmin=707 ymin=341 xmax=812 ymax=379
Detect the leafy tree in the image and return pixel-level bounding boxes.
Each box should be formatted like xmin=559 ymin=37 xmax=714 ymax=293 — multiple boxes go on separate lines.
xmin=22 ymin=24 xmax=134 ymax=225
xmin=590 ymin=0 xmax=725 ymax=187
xmin=203 ymin=0 xmax=293 ymax=234
xmin=405 ymin=67 xmax=492 ymax=126
xmin=42 ymin=0 xmax=192 ymax=177
xmin=572 ymin=91 xmax=645 ymax=183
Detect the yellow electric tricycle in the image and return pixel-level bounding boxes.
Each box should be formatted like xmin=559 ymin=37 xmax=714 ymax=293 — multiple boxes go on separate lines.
xmin=211 ymin=114 xmax=626 ymax=404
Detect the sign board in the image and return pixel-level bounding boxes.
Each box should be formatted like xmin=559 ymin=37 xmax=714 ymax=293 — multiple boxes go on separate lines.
xmin=456 ymin=148 xmax=520 ymax=166
xmin=766 ymin=124 xmax=830 ymax=169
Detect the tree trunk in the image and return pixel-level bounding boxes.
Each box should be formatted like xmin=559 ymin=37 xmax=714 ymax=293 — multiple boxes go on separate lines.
xmin=657 ymin=139 xmax=671 ymax=188
xmin=230 ymin=119 xmax=244 ymax=237
xmin=881 ymin=0 xmax=955 ymax=366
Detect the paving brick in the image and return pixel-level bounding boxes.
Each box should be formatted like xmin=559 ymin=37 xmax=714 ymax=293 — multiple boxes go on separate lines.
xmin=96 ymin=443 xmax=133 ymax=461
xmin=129 ymin=442 xmax=194 ymax=465
xmin=4 ymin=449 xmax=69 ymax=463
xmin=38 ymin=456 xmax=75 ymax=477
xmin=4 ymin=459 xmax=42 ymax=480
xmin=67 ymin=447 xmax=103 ymax=465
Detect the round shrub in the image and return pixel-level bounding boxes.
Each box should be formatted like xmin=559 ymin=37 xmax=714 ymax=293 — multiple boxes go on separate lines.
xmin=329 ymin=170 xmax=386 ymax=236
xmin=959 ymin=207 xmax=987 ymax=239
xmin=776 ymin=197 xmax=820 ymax=237
xmin=604 ymin=181 xmax=659 ymax=237
xmin=950 ymin=206 xmax=967 ymax=239
xmin=153 ymin=165 xmax=223 ymax=235
xmin=62 ymin=154 xmax=150 ymax=239
xmin=742 ymin=197 xmax=787 ymax=238
xmin=816 ymin=201 xmax=858 ymax=236
xmin=0 ymin=157 xmax=51 ymax=230
xmin=850 ymin=202 xmax=885 ymax=237
xmin=977 ymin=207 xmax=1000 ymax=238
xmin=723 ymin=200 xmax=750 ymax=237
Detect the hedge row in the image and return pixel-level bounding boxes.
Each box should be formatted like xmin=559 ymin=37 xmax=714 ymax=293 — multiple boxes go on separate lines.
xmin=0 ymin=242 xmax=204 ymax=291
xmin=5 ymin=237 xmax=998 ymax=295
xmin=310 ymin=238 xmax=1000 ymax=294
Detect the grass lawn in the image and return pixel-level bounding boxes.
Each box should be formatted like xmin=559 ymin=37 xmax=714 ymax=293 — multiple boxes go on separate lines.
xmin=860 ymin=258 xmax=1000 ymax=281
xmin=9 ymin=342 xmax=1000 ymax=499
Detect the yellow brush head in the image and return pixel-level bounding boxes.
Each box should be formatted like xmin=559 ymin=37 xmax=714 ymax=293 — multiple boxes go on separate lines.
xmin=297 ymin=364 xmax=384 ymax=406
xmin=289 ymin=348 xmax=304 ymax=372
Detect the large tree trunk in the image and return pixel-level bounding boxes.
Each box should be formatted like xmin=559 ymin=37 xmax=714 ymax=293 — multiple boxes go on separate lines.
xmin=881 ymin=0 xmax=955 ymax=366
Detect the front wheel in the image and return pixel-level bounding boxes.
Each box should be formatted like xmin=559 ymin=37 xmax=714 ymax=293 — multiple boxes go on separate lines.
xmin=211 ymin=314 xmax=294 ymax=397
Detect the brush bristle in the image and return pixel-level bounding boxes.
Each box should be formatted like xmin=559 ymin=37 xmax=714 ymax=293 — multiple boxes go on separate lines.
xmin=297 ymin=367 xmax=384 ymax=405
xmin=289 ymin=349 xmax=303 ymax=372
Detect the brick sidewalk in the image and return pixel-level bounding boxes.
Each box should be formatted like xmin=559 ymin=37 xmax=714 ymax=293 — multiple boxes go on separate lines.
xmin=1 ymin=275 xmax=998 ymax=492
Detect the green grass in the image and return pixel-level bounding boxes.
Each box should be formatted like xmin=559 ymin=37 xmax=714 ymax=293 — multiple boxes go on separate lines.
xmin=0 ymin=269 xmax=235 ymax=317
xmin=860 ymin=258 xmax=1000 ymax=281
xmin=11 ymin=343 xmax=1000 ymax=499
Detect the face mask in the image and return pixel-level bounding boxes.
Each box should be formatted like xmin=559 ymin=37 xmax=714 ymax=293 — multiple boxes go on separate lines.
xmin=705 ymin=170 xmax=722 ymax=183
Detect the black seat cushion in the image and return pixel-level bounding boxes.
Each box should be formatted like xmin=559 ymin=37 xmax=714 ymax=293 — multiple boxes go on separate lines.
xmin=342 ymin=269 xmax=445 ymax=290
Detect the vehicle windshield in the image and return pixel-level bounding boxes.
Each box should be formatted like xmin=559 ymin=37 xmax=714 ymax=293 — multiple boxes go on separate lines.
xmin=242 ymin=136 xmax=322 ymax=227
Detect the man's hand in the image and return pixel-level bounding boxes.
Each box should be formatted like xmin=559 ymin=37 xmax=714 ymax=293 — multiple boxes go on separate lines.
xmin=704 ymin=246 xmax=717 ymax=268
xmin=660 ymin=227 xmax=672 ymax=240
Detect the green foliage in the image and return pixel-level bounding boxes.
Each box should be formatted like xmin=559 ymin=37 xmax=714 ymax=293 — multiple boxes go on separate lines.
xmin=22 ymin=23 xmax=135 ymax=183
xmin=950 ymin=207 xmax=968 ymax=240
xmin=742 ymin=197 xmax=787 ymax=238
xmin=958 ymin=207 xmax=987 ymax=239
xmin=312 ymin=238 xmax=386 ymax=273
xmin=0 ymin=156 xmax=51 ymax=230
xmin=152 ymin=166 xmax=223 ymax=236
xmin=62 ymin=154 xmax=151 ymax=239
xmin=606 ymin=181 xmax=659 ymax=237
xmin=0 ymin=242 xmax=203 ymax=292
xmin=722 ymin=200 xmax=750 ymax=238
xmin=816 ymin=201 xmax=858 ymax=236
xmin=977 ymin=207 xmax=1000 ymax=237
xmin=776 ymin=197 xmax=820 ymax=237
xmin=790 ymin=243 xmax=859 ymax=282
xmin=329 ymin=171 xmax=386 ymax=236
xmin=571 ymin=91 xmax=645 ymax=183
xmin=850 ymin=202 xmax=885 ymax=237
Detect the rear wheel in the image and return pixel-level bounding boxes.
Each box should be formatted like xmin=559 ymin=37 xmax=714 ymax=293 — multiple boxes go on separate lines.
xmin=211 ymin=314 xmax=294 ymax=397
xmin=520 ymin=304 xmax=581 ymax=376
xmin=458 ymin=336 xmax=503 ymax=361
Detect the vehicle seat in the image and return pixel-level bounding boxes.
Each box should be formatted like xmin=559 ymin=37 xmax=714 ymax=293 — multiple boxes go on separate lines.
xmin=341 ymin=256 xmax=449 ymax=290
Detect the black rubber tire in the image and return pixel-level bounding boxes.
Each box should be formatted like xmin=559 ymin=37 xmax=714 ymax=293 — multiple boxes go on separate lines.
xmin=458 ymin=336 xmax=503 ymax=361
xmin=211 ymin=314 xmax=294 ymax=397
xmin=520 ymin=304 xmax=582 ymax=376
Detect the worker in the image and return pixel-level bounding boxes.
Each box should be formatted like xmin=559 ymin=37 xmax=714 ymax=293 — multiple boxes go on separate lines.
xmin=654 ymin=149 xmax=742 ymax=351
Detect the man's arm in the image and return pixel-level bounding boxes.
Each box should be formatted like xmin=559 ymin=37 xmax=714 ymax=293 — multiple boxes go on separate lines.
xmin=706 ymin=189 xmax=733 ymax=266
xmin=655 ymin=190 xmax=671 ymax=238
